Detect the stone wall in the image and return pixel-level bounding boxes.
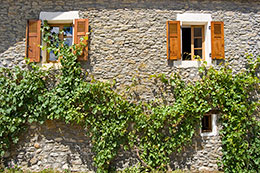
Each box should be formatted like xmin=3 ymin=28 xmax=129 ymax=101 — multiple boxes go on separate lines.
xmin=0 ymin=0 xmax=259 ymax=171
xmin=3 ymin=120 xmax=221 ymax=172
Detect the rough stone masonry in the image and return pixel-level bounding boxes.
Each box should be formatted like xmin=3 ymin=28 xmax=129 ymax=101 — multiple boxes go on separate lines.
xmin=0 ymin=0 xmax=259 ymax=172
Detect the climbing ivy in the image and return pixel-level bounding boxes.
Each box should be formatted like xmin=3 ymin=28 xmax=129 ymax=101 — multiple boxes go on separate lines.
xmin=0 ymin=21 xmax=259 ymax=172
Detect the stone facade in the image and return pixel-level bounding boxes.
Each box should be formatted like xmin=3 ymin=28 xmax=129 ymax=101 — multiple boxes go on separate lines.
xmin=0 ymin=0 xmax=259 ymax=172
xmin=3 ymin=121 xmax=221 ymax=172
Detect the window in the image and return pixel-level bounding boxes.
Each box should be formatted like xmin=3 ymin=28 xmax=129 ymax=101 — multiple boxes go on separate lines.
xmin=201 ymin=114 xmax=212 ymax=132
xmin=166 ymin=13 xmax=225 ymax=67
xmin=47 ymin=24 xmax=73 ymax=62
xmin=25 ymin=11 xmax=89 ymax=64
xmin=201 ymin=113 xmax=218 ymax=137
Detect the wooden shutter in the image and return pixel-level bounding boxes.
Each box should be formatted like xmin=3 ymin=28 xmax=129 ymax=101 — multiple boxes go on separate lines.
xmin=26 ymin=20 xmax=41 ymax=62
xmin=211 ymin=21 xmax=225 ymax=60
xmin=74 ymin=19 xmax=89 ymax=61
xmin=167 ymin=21 xmax=181 ymax=60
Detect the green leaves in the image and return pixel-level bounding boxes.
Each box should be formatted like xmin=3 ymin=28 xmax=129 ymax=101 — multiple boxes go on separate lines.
xmin=0 ymin=22 xmax=259 ymax=172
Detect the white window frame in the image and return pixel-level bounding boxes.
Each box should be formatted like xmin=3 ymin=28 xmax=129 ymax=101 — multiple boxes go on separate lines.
xmin=39 ymin=11 xmax=79 ymax=68
xmin=200 ymin=114 xmax=218 ymax=137
xmin=175 ymin=13 xmax=212 ymax=68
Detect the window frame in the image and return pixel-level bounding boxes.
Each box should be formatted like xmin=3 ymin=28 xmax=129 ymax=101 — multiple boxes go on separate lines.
xmin=181 ymin=25 xmax=205 ymax=61
xmin=175 ymin=13 xmax=212 ymax=68
xmin=200 ymin=113 xmax=218 ymax=137
xmin=191 ymin=25 xmax=205 ymax=61
xmin=201 ymin=114 xmax=212 ymax=133
xmin=38 ymin=11 xmax=79 ymax=68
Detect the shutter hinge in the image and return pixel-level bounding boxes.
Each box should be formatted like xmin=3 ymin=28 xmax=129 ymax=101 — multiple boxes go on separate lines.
xmin=209 ymin=53 xmax=211 ymax=58
xmin=209 ymin=26 xmax=211 ymax=30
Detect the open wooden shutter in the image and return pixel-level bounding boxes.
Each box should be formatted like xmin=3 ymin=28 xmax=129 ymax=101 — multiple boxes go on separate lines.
xmin=74 ymin=19 xmax=89 ymax=61
xmin=211 ymin=21 xmax=225 ymax=60
xmin=167 ymin=21 xmax=181 ymax=60
xmin=26 ymin=20 xmax=41 ymax=62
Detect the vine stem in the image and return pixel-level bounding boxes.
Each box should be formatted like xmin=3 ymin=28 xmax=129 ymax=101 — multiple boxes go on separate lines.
xmin=134 ymin=145 xmax=151 ymax=169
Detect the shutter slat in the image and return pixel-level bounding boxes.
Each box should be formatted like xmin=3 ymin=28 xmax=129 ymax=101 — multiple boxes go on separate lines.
xmin=26 ymin=20 xmax=41 ymax=62
xmin=74 ymin=19 xmax=89 ymax=61
xmin=211 ymin=21 xmax=225 ymax=60
xmin=167 ymin=21 xmax=181 ymax=60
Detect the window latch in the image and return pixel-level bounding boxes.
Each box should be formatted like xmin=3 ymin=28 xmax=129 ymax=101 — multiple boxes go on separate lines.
xmin=209 ymin=26 xmax=211 ymax=30
xmin=209 ymin=53 xmax=211 ymax=58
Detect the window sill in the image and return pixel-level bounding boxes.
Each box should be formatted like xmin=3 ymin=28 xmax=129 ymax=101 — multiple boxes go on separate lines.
xmin=37 ymin=62 xmax=62 ymax=70
xmin=173 ymin=60 xmax=211 ymax=68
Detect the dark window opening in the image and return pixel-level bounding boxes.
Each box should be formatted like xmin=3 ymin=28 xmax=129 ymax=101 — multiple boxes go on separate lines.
xmin=182 ymin=27 xmax=191 ymax=60
xmin=202 ymin=114 xmax=212 ymax=132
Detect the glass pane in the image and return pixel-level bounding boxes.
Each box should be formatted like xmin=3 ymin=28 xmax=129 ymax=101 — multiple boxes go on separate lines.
xmin=202 ymin=115 xmax=211 ymax=131
xmin=182 ymin=28 xmax=191 ymax=60
xmin=194 ymin=50 xmax=202 ymax=59
xmin=194 ymin=27 xmax=202 ymax=37
xmin=64 ymin=37 xmax=72 ymax=46
xmin=64 ymin=26 xmax=73 ymax=37
xmin=50 ymin=27 xmax=60 ymax=35
xmin=194 ymin=38 xmax=202 ymax=48
xmin=49 ymin=51 xmax=58 ymax=61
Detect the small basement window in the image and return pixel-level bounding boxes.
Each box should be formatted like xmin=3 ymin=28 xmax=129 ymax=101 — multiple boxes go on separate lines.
xmin=182 ymin=25 xmax=205 ymax=60
xmin=201 ymin=114 xmax=212 ymax=133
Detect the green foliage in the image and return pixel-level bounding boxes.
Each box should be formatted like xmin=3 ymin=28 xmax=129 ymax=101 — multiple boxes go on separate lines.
xmin=0 ymin=22 xmax=259 ymax=173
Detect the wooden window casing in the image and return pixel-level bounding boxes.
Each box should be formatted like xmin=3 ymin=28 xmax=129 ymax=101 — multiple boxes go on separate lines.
xmin=182 ymin=25 xmax=205 ymax=61
xmin=191 ymin=26 xmax=205 ymax=61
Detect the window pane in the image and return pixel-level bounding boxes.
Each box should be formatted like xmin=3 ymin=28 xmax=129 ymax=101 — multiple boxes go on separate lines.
xmin=194 ymin=49 xmax=202 ymax=59
xmin=64 ymin=26 xmax=73 ymax=36
xmin=50 ymin=27 xmax=60 ymax=35
xmin=194 ymin=38 xmax=202 ymax=48
xmin=202 ymin=115 xmax=212 ymax=132
xmin=49 ymin=51 xmax=58 ymax=61
xmin=194 ymin=27 xmax=202 ymax=37
xmin=64 ymin=37 xmax=72 ymax=46
xmin=182 ymin=28 xmax=191 ymax=60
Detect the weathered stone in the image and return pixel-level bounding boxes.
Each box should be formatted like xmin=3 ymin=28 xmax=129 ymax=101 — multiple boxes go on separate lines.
xmin=50 ymin=153 xmax=59 ymax=157
xmin=55 ymin=137 xmax=63 ymax=142
xmin=62 ymin=164 xmax=69 ymax=170
xmin=34 ymin=143 xmax=40 ymax=149
xmin=30 ymin=157 xmax=38 ymax=165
